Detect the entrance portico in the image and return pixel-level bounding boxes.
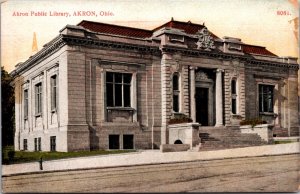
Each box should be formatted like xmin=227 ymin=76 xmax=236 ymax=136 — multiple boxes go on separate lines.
xmin=189 ymin=67 xmax=224 ymax=126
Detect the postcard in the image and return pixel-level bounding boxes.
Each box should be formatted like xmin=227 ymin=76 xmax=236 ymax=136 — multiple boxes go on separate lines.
xmin=1 ymin=0 xmax=299 ymax=193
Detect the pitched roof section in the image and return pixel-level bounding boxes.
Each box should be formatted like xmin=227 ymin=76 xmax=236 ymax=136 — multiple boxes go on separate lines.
xmin=77 ymin=20 xmax=276 ymax=57
xmin=242 ymin=44 xmax=277 ymax=56
xmin=153 ymin=20 xmax=219 ymax=39
xmin=78 ymin=20 xmax=219 ymax=38
xmin=78 ymin=20 xmax=153 ymax=38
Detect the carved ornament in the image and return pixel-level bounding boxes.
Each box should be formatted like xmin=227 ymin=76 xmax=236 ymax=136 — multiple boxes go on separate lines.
xmin=195 ymin=71 xmax=209 ymax=81
xmin=195 ymin=27 xmax=215 ymax=51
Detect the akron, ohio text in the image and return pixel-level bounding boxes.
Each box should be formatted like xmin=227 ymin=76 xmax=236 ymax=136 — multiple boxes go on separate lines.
xmin=73 ymin=11 xmax=114 ymax=16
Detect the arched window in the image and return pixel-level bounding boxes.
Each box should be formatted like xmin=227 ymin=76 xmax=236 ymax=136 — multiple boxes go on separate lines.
xmin=172 ymin=73 xmax=180 ymax=112
xmin=231 ymin=79 xmax=237 ymax=114
xmin=174 ymin=139 xmax=183 ymax=144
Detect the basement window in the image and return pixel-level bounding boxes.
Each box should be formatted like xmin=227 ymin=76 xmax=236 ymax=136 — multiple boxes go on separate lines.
xmin=23 ymin=139 xmax=28 ymax=151
xmin=38 ymin=137 xmax=41 ymax=151
xmin=34 ymin=138 xmax=37 ymax=151
xmin=35 ymin=137 xmax=41 ymax=151
xmin=34 ymin=137 xmax=42 ymax=151
xmin=109 ymin=135 xmax=120 ymax=149
xmin=50 ymin=136 xmax=56 ymax=151
xmin=123 ymin=135 xmax=134 ymax=149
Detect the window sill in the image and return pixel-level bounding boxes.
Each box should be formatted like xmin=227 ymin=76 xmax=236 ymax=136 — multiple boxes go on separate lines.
xmin=231 ymin=114 xmax=243 ymax=119
xmin=35 ymin=113 xmax=42 ymax=117
xmin=259 ymin=112 xmax=278 ymax=117
xmin=107 ymin=107 xmax=134 ymax=111
xmin=173 ymin=112 xmax=184 ymax=115
xmin=101 ymin=121 xmax=139 ymax=127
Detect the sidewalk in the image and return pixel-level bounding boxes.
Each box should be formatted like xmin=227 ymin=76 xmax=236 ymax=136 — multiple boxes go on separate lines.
xmin=2 ymin=142 xmax=299 ymax=176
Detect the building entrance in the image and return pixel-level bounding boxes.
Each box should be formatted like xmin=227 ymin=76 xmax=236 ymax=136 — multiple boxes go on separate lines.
xmin=196 ymin=87 xmax=209 ymax=126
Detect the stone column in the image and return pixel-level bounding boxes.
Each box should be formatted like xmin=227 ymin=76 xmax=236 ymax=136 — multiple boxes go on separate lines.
xmin=189 ymin=67 xmax=196 ymax=122
xmin=100 ymin=70 xmax=106 ymax=122
xmin=160 ymin=51 xmax=172 ymax=145
xmin=14 ymin=79 xmax=21 ymax=150
xmin=215 ymin=69 xmax=224 ymax=127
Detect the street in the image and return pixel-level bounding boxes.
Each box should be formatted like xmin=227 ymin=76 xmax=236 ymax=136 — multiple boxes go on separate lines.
xmin=2 ymin=154 xmax=299 ymax=192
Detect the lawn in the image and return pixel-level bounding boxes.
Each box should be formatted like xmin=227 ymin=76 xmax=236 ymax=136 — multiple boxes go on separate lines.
xmin=274 ymin=140 xmax=297 ymax=144
xmin=2 ymin=146 xmax=135 ymax=164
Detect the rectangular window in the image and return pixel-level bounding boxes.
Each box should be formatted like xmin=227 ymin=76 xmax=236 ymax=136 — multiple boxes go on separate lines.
xmin=24 ymin=89 xmax=28 ymax=119
xmin=123 ymin=135 xmax=134 ymax=149
xmin=109 ymin=135 xmax=120 ymax=149
xmin=23 ymin=139 xmax=28 ymax=151
xmin=38 ymin=137 xmax=41 ymax=151
xmin=172 ymin=73 xmax=180 ymax=112
xmin=35 ymin=83 xmax=42 ymax=115
xmin=34 ymin=138 xmax=37 ymax=151
xmin=232 ymin=99 xmax=237 ymax=114
xmin=259 ymin=84 xmax=274 ymax=113
xmin=231 ymin=80 xmax=236 ymax=95
xmin=50 ymin=75 xmax=57 ymax=111
xmin=50 ymin=136 xmax=56 ymax=151
xmin=106 ymin=72 xmax=131 ymax=107
xmin=231 ymin=80 xmax=237 ymax=114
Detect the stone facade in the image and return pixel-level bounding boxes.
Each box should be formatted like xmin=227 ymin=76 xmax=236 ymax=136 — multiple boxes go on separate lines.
xmin=11 ymin=20 xmax=299 ymax=152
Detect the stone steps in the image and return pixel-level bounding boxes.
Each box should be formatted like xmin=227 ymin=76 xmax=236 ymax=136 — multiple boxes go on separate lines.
xmin=273 ymin=127 xmax=289 ymax=137
xmin=199 ymin=127 xmax=268 ymax=151
xmin=200 ymin=134 xmax=263 ymax=141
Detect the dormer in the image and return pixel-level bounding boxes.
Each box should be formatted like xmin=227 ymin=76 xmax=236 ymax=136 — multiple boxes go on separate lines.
xmin=281 ymin=56 xmax=298 ymax=64
xmin=152 ymin=27 xmax=187 ymax=48
xmin=222 ymin=36 xmax=244 ymax=55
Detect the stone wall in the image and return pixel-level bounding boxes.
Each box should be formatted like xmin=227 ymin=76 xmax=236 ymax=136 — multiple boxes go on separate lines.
xmin=223 ymin=60 xmax=246 ymax=126
xmin=87 ymin=124 xmax=161 ymax=150
xmin=244 ymin=62 xmax=299 ymax=136
xmin=14 ymin=46 xmax=69 ymax=152
xmin=67 ymin=125 xmax=90 ymax=151
xmin=65 ymin=43 xmax=163 ymax=150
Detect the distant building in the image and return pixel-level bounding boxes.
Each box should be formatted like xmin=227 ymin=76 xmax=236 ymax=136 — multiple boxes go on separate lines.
xmin=11 ymin=20 xmax=299 ymax=152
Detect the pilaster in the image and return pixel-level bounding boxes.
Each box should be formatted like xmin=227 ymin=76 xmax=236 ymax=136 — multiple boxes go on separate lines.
xmin=181 ymin=65 xmax=190 ymax=115
xmin=189 ymin=67 xmax=196 ymax=122
xmin=161 ymin=52 xmax=172 ymax=144
xmin=215 ymin=68 xmax=224 ymax=126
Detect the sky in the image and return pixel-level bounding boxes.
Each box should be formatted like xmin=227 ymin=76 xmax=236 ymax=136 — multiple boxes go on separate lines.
xmin=1 ymin=0 xmax=299 ymax=73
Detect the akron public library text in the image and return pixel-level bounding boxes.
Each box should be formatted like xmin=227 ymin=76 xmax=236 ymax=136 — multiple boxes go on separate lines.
xmin=12 ymin=11 xmax=114 ymax=17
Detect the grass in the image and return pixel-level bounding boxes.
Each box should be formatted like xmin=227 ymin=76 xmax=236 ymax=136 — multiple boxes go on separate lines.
xmin=274 ymin=140 xmax=297 ymax=144
xmin=2 ymin=146 xmax=135 ymax=164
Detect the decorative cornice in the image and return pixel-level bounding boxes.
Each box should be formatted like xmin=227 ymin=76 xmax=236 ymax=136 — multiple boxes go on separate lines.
xmin=160 ymin=45 xmax=247 ymax=60
xmin=12 ymin=34 xmax=160 ymax=77
xmin=160 ymin=45 xmax=299 ymax=70
xmin=245 ymin=58 xmax=298 ymax=69
xmin=98 ymin=59 xmax=145 ymax=67
xmin=62 ymin=35 xmax=161 ymax=54
xmin=12 ymin=36 xmax=66 ymax=77
xmin=12 ymin=32 xmax=298 ymax=78
xmin=253 ymin=74 xmax=283 ymax=80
